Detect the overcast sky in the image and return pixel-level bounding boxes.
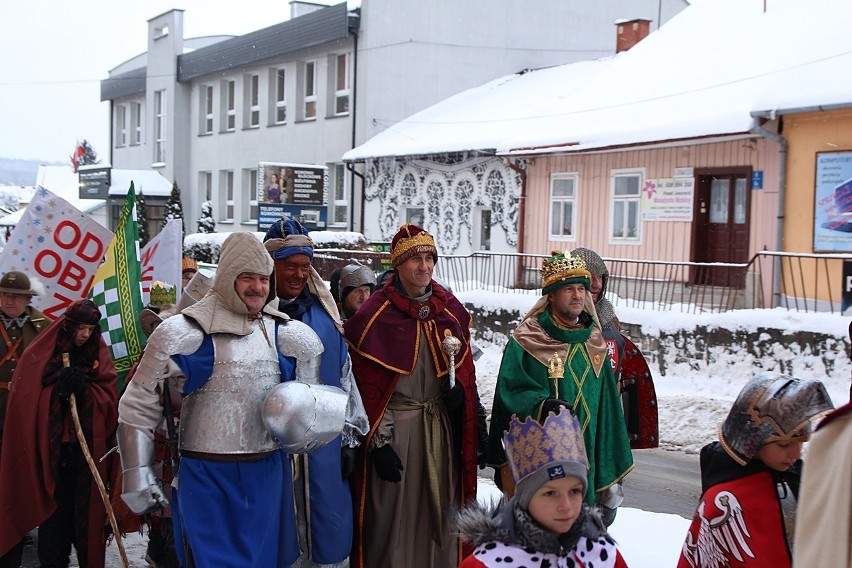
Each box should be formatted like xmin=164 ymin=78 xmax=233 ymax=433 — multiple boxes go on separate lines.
xmin=0 ymin=1 xmax=334 ymax=164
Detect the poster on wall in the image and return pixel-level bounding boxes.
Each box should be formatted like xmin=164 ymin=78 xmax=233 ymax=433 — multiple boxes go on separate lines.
xmin=814 ymin=151 xmax=852 ymax=252
xmin=640 ymin=178 xmax=695 ymax=221
xmin=257 ymin=162 xmax=328 ymax=232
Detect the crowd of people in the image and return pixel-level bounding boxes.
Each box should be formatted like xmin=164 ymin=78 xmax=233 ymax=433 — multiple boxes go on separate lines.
xmin=0 ymin=224 xmax=845 ymax=568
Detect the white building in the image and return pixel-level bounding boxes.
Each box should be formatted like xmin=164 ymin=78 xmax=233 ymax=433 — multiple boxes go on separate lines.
xmin=101 ymin=0 xmax=688 ymax=241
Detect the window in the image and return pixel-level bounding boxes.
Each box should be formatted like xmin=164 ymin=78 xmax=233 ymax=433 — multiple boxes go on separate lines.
xmin=303 ymin=61 xmax=316 ymax=120
xmin=154 ymin=90 xmax=166 ymax=164
xmin=244 ymin=168 xmax=258 ymax=222
xmin=329 ymin=163 xmax=348 ymax=226
xmin=131 ymin=102 xmax=142 ymax=145
xmin=333 ymin=54 xmax=350 ymax=115
xmin=115 ymin=105 xmax=127 ymax=147
xmin=200 ymin=85 xmax=213 ymax=134
xmin=199 ymin=171 xmax=212 ymax=201
xmin=272 ymin=68 xmax=287 ymax=124
xmin=221 ymin=79 xmax=236 ymax=132
xmin=220 ymin=170 xmax=234 ymax=221
xmin=245 ymin=74 xmax=260 ymax=128
xmin=610 ymin=170 xmax=643 ymax=241
xmin=405 ymin=207 xmax=424 ymax=227
xmin=549 ymin=174 xmax=577 ymax=239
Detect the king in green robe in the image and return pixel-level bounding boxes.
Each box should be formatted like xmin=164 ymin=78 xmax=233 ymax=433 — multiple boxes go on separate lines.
xmin=486 ymin=251 xmax=634 ymax=506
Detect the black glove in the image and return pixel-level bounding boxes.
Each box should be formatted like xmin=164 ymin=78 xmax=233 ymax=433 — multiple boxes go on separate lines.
xmin=341 ymin=446 xmax=357 ymax=480
xmin=541 ymin=398 xmax=573 ymax=418
xmin=371 ymin=444 xmax=403 ymax=483
xmin=476 ymin=401 xmax=489 ymax=470
xmin=443 ymin=381 xmax=465 ymax=413
xmin=57 ymin=367 xmax=87 ymax=401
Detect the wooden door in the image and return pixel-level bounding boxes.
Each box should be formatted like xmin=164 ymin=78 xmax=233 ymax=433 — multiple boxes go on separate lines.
xmin=692 ymin=170 xmax=751 ymax=287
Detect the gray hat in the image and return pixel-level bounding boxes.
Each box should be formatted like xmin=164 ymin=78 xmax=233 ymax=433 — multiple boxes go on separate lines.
xmin=338 ymin=264 xmax=376 ymax=302
xmin=0 ymin=271 xmax=38 ymax=295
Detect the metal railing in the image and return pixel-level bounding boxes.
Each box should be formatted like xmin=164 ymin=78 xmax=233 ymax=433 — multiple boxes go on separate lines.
xmin=306 ymin=248 xmax=852 ymax=314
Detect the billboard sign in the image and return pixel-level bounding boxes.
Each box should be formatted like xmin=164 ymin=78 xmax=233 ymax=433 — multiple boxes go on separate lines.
xmin=814 ymin=151 xmax=852 ymax=252
xmin=257 ymin=162 xmax=328 ymax=232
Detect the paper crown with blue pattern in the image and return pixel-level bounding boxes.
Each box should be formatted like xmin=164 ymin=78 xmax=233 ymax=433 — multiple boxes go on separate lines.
xmin=504 ymin=407 xmax=589 ymax=494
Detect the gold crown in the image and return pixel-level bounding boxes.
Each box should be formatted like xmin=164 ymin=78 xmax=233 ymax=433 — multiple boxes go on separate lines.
xmin=150 ymin=281 xmax=177 ymax=307
xmin=504 ymin=410 xmax=588 ymax=485
xmin=541 ymin=250 xmax=591 ymax=293
xmin=182 ymin=257 xmax=198 ymax=272
xmin=390 ymin=225 xmax=437 ymax=268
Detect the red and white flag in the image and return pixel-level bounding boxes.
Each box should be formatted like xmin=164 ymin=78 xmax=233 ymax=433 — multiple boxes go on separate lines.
xmin=0 ymin=187 xmax=113 ymax=319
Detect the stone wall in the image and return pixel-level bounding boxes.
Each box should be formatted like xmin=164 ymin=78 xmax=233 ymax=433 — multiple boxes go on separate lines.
xmin=464 ymin=303 xmax=851 ymax=379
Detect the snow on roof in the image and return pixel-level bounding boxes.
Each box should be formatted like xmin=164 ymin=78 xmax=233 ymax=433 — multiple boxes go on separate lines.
xmin=344 ymin=0 xmax=852 ymax=161
xmin=0 ymin=165 xmax=105 ymax=226
xmin=108 ymin=169 xmax=173 ymax=197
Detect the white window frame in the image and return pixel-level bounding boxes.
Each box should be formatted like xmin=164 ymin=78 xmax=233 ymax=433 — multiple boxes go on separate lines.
xmin=131 ymin=102 xmax=142 ymax=145
xmin=302 ymin=61 xmax=317 ymax=120
xmin=609 ymin=168 xmax=644 ymax=243
xmin=243 ymin=168 xmax=259 ymax=223
xmin=115 ymin=104 xmax=127 ymax=147
xmin=221 ymin=79 xmax=236 ymax=132
xmin=549 ymin=173 xmax=578 ymax=240
xmin=199 ymin=85 xmax=213 ymax=134
xmin=328 ymin=163 xmax=348 ymax=227
xmin=271 ymin=67 xmax=287 ymax=125
xmin=219 ymin=170 xmax=234 ymax=222
xmin=153 ymin=90 xmax=167 ymax=164
xmin=244 ymin=73 xmax=260 ymax=128
xmin=332 ymin=53 xmax=350 ymax=116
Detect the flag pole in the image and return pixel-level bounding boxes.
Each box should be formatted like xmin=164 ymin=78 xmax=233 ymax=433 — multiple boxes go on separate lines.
xmin=63 ymin=353 xmax=130 ymax=568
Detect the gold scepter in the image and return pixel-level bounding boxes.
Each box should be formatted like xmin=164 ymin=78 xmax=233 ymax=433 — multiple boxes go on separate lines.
xmin=441 ymin=330 xmax=462 ymax=389
xmin=63 ymin=353 xmax=130 ymax=568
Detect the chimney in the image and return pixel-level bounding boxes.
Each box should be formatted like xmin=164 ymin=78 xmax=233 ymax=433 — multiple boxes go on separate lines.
xmin=615 ymin=18 xmax=652 ymax=53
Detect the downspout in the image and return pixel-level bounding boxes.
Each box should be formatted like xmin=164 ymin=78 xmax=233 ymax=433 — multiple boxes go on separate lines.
xmin=504 ymin=158 xmax=528 ymax=287
xmin=348 ymin=10 xmax=360 ymax=231
xmin=750 ymin=111 xmax=787 ymax=308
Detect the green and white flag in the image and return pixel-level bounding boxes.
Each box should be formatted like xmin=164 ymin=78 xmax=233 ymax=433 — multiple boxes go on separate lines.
xmin=88 ymin=182 xmax=145 ymax=393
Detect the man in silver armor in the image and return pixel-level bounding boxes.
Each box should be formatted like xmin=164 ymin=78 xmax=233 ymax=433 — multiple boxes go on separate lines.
xmin=117 ymin=232 xmax=328 ymax=567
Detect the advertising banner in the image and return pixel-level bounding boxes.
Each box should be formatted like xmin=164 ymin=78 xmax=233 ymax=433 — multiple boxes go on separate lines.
xmin=641 ymin=178 xmax=695 ymax=221
xmin=814 ymin=151 xmax=852 ymax=252
xmin=257 ymin=162 xmax=328 ymax=231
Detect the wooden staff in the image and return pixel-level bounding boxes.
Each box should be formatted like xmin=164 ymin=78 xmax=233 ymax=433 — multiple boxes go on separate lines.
xmin=63 ymin=353 xmax=130 ymax=568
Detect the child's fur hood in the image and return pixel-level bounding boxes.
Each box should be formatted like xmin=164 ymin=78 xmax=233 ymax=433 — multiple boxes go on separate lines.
xmin=455 ymin=497 xmax=611 ymax=550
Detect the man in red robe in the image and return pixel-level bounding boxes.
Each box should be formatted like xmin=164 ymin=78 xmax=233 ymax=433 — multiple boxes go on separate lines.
xmin=0 ymin=299 xmax=119 ymax=568
xmin=344 ymin=223 xmax=480 ymax=568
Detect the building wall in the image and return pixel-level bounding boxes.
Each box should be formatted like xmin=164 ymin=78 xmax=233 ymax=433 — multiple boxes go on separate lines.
xmin=522 ymin=137 xmax=781 ymax=261
xmin=780 ymin=108 xmax=852 ymax=303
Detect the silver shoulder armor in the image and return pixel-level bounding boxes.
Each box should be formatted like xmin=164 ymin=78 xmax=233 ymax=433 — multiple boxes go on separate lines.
xmin=276 ymin=319 xmax=323 ymax=383
xmin=135 ymin=315 xmax=204 ymax=389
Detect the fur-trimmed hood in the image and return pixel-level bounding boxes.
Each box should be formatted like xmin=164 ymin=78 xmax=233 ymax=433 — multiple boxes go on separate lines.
xmin=456 ymin=497 xmax=612 ymax=555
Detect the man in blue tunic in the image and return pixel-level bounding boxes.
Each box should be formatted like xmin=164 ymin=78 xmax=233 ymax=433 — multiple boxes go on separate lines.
xmin=263 ymin=218 xmax=369 ymax=568
xmin=116 ymin=232 xmax=326 ymax=567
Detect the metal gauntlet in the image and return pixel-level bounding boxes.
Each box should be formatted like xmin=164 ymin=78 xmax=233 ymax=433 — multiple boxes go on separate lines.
xmin=117 ymin=423 xmax=169 ymax=514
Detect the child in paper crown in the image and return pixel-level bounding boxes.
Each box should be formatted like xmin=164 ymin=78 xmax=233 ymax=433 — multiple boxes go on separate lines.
xmin=457 ymin=407 xmax=629 ymax=567
xmin=677 ymin=372 xmax=834 ymax=568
